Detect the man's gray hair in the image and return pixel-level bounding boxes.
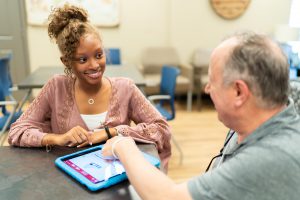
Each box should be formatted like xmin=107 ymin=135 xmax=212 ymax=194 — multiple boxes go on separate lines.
xmin=223 ymin=31 xmax=289 ymax=108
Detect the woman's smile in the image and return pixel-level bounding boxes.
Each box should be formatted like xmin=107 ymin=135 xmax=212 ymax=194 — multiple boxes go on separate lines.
xmin=84 ymin=70 xmax=102 ymax=79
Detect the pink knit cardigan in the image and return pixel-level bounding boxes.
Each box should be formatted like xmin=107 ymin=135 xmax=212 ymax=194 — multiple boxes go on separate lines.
xmin=8 ymin=75 xmax=172 ymax=168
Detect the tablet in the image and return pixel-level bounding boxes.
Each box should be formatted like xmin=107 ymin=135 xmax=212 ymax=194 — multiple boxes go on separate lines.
xmin=55 ymin=145 xmax=160 ymax=191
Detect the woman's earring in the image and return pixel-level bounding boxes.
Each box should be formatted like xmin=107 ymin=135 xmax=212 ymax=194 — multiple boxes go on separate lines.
xmin=71 ymin=69 xmax=76 ymax=79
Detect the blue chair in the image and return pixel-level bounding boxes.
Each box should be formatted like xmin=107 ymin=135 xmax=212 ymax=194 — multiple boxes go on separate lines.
xmin=105 ymin=48 xmax=121 ymax=65
xmin=290 ymin=79 xmax=300 ymax=114
xmin=148 ymin=65 xmax=183 ymax=164
xmin=0 ymin=54 xmax=22 ymax=135
xmin=280 ymin=43 xmax=300 ymax=79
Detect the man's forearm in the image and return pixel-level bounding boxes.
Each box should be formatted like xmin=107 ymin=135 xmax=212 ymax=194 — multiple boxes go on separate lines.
xmin=115 ymin=140 xmax=191 ymax=200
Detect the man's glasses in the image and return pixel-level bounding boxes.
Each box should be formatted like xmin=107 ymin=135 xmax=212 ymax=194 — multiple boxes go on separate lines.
xmin=205 ymin=130 xmax=235 ymax=172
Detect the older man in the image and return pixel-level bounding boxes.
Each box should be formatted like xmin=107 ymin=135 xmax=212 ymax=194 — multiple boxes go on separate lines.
xmin=102 ymin=32 xmax=300 ymax=200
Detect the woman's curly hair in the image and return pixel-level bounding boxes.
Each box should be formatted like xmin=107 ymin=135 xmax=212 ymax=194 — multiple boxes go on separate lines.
xmin=48 ymin=4 xmax=101 ymax=76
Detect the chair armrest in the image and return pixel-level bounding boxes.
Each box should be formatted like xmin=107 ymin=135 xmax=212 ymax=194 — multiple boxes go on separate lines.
xmin=0 ymin=100 xmax=18 ymax=106
xmin=148 ymin=95 xmax=171 ymax=104
xmin=9 ymin=86 xmax=19 ymax=92
xmin=180 ymin=63 xmax=194 ymax=90
xmin=137 ymin=64 xmax=145 ymax=75
xmin=180 ymin=64 xmax=193 ymax=80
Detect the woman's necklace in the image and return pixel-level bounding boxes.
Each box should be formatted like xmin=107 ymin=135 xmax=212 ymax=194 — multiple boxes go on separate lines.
xmin=87 ymin=90 xmax=99 ymax=105
xmin=88 ymin=98 xmax=95 ymax=105
xmin=76 ymin=80 xmax=102 ymax=106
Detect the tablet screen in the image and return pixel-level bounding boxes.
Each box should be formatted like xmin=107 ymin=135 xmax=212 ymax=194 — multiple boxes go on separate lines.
xmin=62 ymin=148 xmax=125 ymax=184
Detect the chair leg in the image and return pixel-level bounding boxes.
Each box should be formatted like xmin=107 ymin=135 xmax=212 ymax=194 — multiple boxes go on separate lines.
xmin=0 ymin=131 xmax=8 ymax=146
xmin=172 ymin=136 xmax=183 ymax=165
xmin=0 ymin=117 xmax=11 ymax=136
xmin=186 ymin=90 xmax=192 ymax=112
xmin=197 ymin=91 xmax=202 ymax=110
xmin=17 ymin=89 xmax=31 ymax=112
xmin=0 ymin=105 xmax=17 ymax=135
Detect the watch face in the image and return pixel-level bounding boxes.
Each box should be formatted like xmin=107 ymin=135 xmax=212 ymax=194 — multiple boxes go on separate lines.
xmin=210 ymin=0 xmax=251 ymax=20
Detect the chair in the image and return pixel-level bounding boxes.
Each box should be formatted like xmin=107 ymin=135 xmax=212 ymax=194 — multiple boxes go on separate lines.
xmin=279 ymin=43 xmax=300 ymax=79
xmin=0 ymin=54 xmax=22 ymax=136
xmin=148 ymin=65 xmax=183 ymax=164
xmin=105 ymin=48 xmax=121 ymax=65
xmin=190 ymin=48 xmax=211 ymax=109
xmin=139 ymin=47 xmax=193 ymax=111
xmin=290 ymin=79 xmax=300 ymax=114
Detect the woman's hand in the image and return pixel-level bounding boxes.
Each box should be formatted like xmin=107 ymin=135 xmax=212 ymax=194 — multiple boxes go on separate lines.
xmin=58 ymin=126 xmax=93 ymax=147
xmin=76 ymin=129 xmax=109 ymax=148
xmin=42 ymin=126 xmax=93 ymax=147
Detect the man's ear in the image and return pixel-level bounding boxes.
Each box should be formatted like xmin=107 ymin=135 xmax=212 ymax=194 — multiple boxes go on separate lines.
xmin=233 ymin=80 xmax=250 ymax=107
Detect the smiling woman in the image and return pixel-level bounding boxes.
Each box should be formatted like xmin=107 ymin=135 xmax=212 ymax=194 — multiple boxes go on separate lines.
xmin=8 ymin=3 xmax=172 ymax=169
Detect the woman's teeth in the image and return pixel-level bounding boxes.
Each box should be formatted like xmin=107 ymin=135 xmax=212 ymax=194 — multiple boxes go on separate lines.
xmin=85 ymin=70 xmax=101 ymax=79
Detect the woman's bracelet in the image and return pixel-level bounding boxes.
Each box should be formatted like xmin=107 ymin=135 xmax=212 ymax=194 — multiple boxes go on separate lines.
xmin=45 ymin=144 xmax=52 ymax=153
xmin=111 ymin=136 xmax=133 ymax=159
xmin=104 ymin=125 xmax=112 ymax=139
xmin=43 ymin=136 xmax=53 ymax=153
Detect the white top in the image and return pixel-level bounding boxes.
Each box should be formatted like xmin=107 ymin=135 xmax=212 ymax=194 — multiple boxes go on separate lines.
xmin=81 ymin=111 xmax=107 ymax=131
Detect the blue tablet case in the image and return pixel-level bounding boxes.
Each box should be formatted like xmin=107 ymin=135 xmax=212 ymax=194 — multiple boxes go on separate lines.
xmin=55 ymin=145 xmax=160 ymax=191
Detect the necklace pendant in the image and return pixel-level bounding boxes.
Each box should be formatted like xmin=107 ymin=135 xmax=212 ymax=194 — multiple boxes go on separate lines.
xmin=88 ymin=98 xmax=95 ymax=105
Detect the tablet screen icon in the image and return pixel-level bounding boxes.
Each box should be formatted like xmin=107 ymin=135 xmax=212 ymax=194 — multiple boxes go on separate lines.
xmin=64 ymin=149 xmax=125 ymax=183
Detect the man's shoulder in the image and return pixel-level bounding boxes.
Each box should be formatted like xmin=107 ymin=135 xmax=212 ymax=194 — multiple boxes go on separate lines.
xmin=260 ymin=129 xmax=300 ymax=160
xmin=188 ymin=135 xmax=300 ymax=200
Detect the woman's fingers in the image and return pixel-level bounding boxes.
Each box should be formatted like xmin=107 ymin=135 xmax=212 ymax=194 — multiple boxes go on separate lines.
xmin=66 ymin=137 xmax=77 ymax=147
xmin=77 ymin=141 xmax=90 ymax=148
xmin=63 ymin=126 xmax=96 ymax=147
xmin=77 ymin=127 xmax=93 ymax=145
xmin=82 ymin=131 xmax=93 ymax=145
xmin=71 ymin=127 xmax=89 ymax=145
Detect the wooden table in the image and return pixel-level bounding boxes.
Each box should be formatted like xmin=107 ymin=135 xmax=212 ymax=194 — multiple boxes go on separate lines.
xmin=0 ymin=144 xmax=158 ymax=200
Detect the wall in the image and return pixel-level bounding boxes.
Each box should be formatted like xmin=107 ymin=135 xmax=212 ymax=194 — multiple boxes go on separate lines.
xmin=27 ymin=0 xmax=170 ymax=72
xmin=27 ymin=0 xmax=292 ymax=72
xmin=170 ymin=0 xmax=292 ymax=63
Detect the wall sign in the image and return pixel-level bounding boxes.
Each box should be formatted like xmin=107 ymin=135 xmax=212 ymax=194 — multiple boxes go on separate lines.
xmin=210 ymin=0 xmax=251 ymax=20
xmin=26 ymin=0 xmax=120 ymax=27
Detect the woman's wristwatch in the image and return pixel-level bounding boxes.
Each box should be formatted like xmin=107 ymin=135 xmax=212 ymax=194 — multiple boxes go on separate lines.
xmin=104 ymin=125 xmax=112 ymax=139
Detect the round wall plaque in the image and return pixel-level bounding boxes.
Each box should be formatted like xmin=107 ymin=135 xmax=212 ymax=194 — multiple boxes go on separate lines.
xmin=210 ymin=0 xmax=251 ymax=20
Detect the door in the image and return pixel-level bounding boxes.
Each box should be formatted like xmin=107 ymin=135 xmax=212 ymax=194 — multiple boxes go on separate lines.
xmin=0 ymin=0 xmax=30 ymax=99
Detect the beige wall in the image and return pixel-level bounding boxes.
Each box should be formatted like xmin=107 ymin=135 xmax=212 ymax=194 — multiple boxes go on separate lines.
xmin=27 ymin=0 xmax=292 ymax=72
xmin=170 ymin=0 xmax=292 ymax=63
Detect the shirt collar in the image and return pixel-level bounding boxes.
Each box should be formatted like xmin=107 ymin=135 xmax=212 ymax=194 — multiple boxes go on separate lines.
xmin=240 ymin=98 xmax=296 ymax=145
xmin=225 ymin=98 xmax=297 ymax=155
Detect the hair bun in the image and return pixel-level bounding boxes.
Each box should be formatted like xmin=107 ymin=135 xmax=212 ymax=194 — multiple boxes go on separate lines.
xmin=48 ymin=4 xmax=88 ymax=41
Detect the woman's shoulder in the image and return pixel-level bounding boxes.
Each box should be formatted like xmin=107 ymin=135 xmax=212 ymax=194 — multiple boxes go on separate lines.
xmin=47 ymin=74 xmax=71 ymax=85
xmin=49 ymin=74 xmax=69 ymax=81
xmin=108 ymin=77 xmax=137 ymax=98
xmin=109 ymin=77 xmax=135 ymax=87
xmin=45 ymin=74 xmax=73 ymax=92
